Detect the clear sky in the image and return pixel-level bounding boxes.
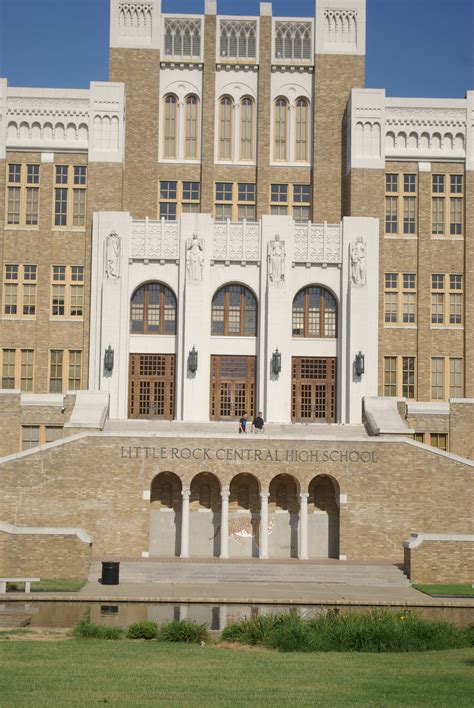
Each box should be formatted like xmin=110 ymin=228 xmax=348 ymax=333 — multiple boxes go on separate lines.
xmin=0 ymin=0 xmax=473 ymax=98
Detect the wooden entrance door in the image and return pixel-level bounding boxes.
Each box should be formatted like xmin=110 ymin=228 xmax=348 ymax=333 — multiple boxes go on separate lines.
xmin=291 ymin=357 xmax=336 ymax=423
xmin=210 ymin=355 xmax=255 ymax=420
xmin=128 ymin=354 xmax=175 ymax=419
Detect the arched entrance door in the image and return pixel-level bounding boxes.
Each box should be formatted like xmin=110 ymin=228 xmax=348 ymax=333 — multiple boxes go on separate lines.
xmin=269 ymin=474 xmax=299 ymax=558
xmin=189 ymin=472 xmax=221 ymax=557
xmin=149 ymin=472 xmax=182 ymax=556
xmin=308 ymin=475 xmax=340 ymax=558
xmin=228 ymin=473 xmax=260 ymax=558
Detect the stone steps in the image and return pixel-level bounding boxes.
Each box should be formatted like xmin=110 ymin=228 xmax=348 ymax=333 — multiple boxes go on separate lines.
xmin=89 ymin=561 xmax=410 ymax=587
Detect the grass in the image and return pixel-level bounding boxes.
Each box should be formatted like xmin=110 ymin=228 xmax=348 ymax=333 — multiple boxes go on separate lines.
xmin=414 ymin=583 xmax=474 ymax=598
xmin=6 ymin=579 xmax=87 ymax=593
xmin=0 ymin=641 xmax=473 ymax=706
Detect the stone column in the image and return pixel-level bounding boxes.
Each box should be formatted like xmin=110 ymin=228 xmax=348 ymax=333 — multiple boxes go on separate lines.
xmin=220 ymin=489 xmax=230 ymax=559
xmin=180 ymin=489 xmax=190 ymax=558
xmin=259 ymin=491 xmax=270 ymax=559
xmin=298 ymin=492 xmax=309 ymax=560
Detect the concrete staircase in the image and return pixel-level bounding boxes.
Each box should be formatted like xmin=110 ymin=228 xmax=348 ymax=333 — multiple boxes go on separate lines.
xmin=89 ymin=560 xmax=410 ymax=588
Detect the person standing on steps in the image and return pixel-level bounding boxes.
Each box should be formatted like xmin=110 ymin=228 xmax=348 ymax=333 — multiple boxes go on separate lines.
xmin=239 ymin=412 xmax=248 ymax=434
xmin=252 ymin=412 xmax=265 ymax=433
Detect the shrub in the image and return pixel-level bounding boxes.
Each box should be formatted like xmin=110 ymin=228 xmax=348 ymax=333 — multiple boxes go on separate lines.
xmin=127 ymin=620 xmax=159 ymax=640
xmin=461 ymin=624 xmax=474 ymax=647
xmin=221 ymin=613 xmax=287 ymax=645
xmin=73 ymin=609 xmax=124 ymax=640
xmin=159 ymin=620 xmax=208 ymax=644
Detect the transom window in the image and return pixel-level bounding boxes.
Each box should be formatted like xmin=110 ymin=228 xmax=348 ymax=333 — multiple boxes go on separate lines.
xmin=159 ymin=180 xmax=200 ymax=220
xmin=215 ymin=182 xmax=256 ymax=221
xmin=219 ymin=20 xmax=257 ymax=59
xmin=211 ymin=284 xmax=257 ymax=337
xmin=130 ymin=282 xmax=177 ymax=335
xmin=274 ymin=21 xmax=312 ymax=61
xmin=292 ymin=286 xmax=337 ymax=338
xmin=271 ymin=184 xmax=311 ymax=222
xmin=164 ymin=18 xmax=201 ymax=58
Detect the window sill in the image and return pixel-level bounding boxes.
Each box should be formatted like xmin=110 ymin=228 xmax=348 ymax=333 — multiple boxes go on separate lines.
xmin=384 ymin=325 xmax=417 ymax=329
xmin=51 ymin=228 xmax=86 ymax=233
xmin=431 ymin=236 xmax=464 ymax=241
xmin=430 ymin=325 xmax=464 ymax=331
xmin=4 ymin=226 xmax=40 ymax=231
xmin=384 ymin=235 xmax=417 ymax=240
xmin=2 ymin=316 xmax=36 ymax=321
xmin=49 ymin=318 xmax=84 ymax=323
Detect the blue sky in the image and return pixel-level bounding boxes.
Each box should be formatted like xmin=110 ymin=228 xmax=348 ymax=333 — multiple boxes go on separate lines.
xmin=0 ymin=0 xmax=472 ymax=97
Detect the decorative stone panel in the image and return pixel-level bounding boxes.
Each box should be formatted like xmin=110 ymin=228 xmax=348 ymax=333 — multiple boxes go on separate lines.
xmin=293 ymin=222 xmax=341 ymax=264
xmin=131 ymin=218 xmax=179 ymax=260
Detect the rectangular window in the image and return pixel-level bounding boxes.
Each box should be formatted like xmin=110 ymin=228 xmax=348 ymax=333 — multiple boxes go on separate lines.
xmin=2 ymin=349 xmax=16 ymax=388
xmin=51 ymin=265 xmax=84 ymax=319
xmin=430 ymin=433 xmax=448 ymax=451
xmin=6 ymin=163 xmax=40 ymax=227
xmin=431 ymin=273 xmax=463 ymax=327
xmin=215 ymin=182 xmax=256 ymax=222
xmin=431 ymin=357 xmax=445 ymax=400
xmin=3 ymin=264 xmax=37 ymax=318
xmin=54 ymin=165 xmax=87 ymax=228
xmin=1 ymin=348 xmax=34 ymax=390
xmin=384 ymin=355 xmax=416 ymax=398
xmin=20 ymin=349 xmax=34 ymax=392
xmin=449 ymin=358 xmax=462 ymax=398
xmin=385 ymin=173 xmax=417 ymax=237
xmin=159 ymin=181 xmax=200 ymax=219
xmin=384 ymin=273 xmax=416 ymax=326
xmin=431 ymin=174 xmax=463 ymax=237
xmin=270 ymin=184 xmax=310 ymax=222
xmin=430 ymin=357 xmax=463 ymax=401
xmin=49 ymin=350 xmax=82 ymax=393
xmin=49 ymin=350 xmax=64 ymax=393
xmin=21 ymin=424 xmax=64 ymax=450
xmin=68 ymin=350 xmax=82 ymax=390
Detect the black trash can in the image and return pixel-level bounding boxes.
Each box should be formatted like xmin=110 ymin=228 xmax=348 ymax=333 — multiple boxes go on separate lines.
xmin=101 ymin=561 xmax=120 ymax=585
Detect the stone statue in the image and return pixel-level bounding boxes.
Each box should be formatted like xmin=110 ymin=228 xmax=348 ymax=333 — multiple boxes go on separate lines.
xmin=105 ymin=231 xmax=121 ymax=279
xmin=350 ymin=237 xmax=366 ymax=287
xmin=186 ymin=233 xmax=204 ymax=282
xmin=268 ymin=234 xmax=285 ymax=285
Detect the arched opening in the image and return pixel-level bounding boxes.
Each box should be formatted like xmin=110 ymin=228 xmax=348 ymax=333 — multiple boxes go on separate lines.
xmin=229 ymin=473 xmax=260 ymax=557
xmin=211 ymin=283 xmax=257 ymax=337
xmin=269 ymin=474 xmax=299 ymax=558
xmin=189 ymin=472 xmax=221 ymax=557
xmin=130 ymin=281 xmax=177 ymax=335
xmin=149 ymin=472 xmax=182 ymax=557
xmin=218 ymin=96 xmax=234 ymax=160
xmin=308 ymin=474 xmax=340 ymax=558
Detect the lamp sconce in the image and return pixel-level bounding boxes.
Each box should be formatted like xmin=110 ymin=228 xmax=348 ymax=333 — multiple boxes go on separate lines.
xmin=188 ymin=346 xmax=198 ymax=373
xmin=272 ymin=348 xmax=282 ymax=376
xmin=104 ymin=345 xmax=114 ymax=373
xmin=355 ymin=351 xmax=365 ymax=378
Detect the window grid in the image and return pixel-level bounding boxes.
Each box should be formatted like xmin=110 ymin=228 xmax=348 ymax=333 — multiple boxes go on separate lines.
xmin=430 ymin=273 xmax=463 ymax=327
xmin=49 ymin=350 xmax=82 ymax=393
xmin=1 ymin=348 xmax=34 ymax=391
xmin=130 ymin=282 xmax=177 ymax=335
xmin=211 ymin=285 xmax=257 ymax=337
xmin=384 ymin=172 xmax=417 ymax=237
xmin=159 ymin=181 xmax=200 ymax=220
xmin=214 ymin=182 xmax=256 ymax=222
xmin=21 ymin=424 xmax=63 ymax=451
xmin=53 ymin=165 xmax=87 ymax=228
xmin=270 ymin=183 xmax=310 ymax=222
xmin=6 ymin=163 xmax=40 ymax=227
xmin=51 ymin=265 xmax=84 ymax=319
xmin=383 ymin=355 xmax=416 ymax=399
xmin=431 ymin=357 xmax=463 ymax=401
xmin=292 ymin=286 xmax=337 ymax=338
xmin=3 ymin=264 xmax=37 ymax=318
xmin=431 ymin=173 xmax=463 ymax=237
xmin=384 ymin=272 xmax=417 ymax=326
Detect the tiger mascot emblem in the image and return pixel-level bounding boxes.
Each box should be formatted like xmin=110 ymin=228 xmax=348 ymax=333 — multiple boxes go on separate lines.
xmin=210 ymin=517 xmax=274 ymax=546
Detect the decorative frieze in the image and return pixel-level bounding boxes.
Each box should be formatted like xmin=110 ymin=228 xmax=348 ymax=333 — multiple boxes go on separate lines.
xmin=131 ymin=218 xmax=179 ymax=260
xmin=212 ymin=220 xmax=260 ymax=261
xmin=293 ymin=222 xmax=341 ymax=264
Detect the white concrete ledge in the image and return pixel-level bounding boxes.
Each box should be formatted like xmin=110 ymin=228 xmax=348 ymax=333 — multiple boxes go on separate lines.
xmin=407 ymin=401 xmax=450 ymax=416
xmin=64 ymin=390 xmax=109 ymax=430
xmin=0 ymin=521 xmax=92 ymax=544
xmin=404 ymin=532 xmax=474 ymax=550
xmin=363 ymin=397 xmax=414 ymax=435
xmin=21 ymin=393 xmax=65 ymax=408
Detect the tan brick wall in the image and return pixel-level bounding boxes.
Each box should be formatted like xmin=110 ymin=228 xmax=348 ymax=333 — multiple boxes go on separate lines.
xmin=109 ymin=48 xmax=160 ymax=218
xmin=449 ymin=401 xmax=474 ymax=459
xmin=465 ymin=171 xmax=474 ymax=396
xmin=0 ymin=530 xmax=91 ymax=579
xmin=255 ymin=15 xmax=272 ymax=219
xmin=0 ymin=434 xmax=472 ymax=561
xmin=404 ymin=539 xmax=474 ymax=584
xmin=312 ymin=54 xmax=365 ymax=223
xmin=200 ymin=15 xmax=217 ymax=214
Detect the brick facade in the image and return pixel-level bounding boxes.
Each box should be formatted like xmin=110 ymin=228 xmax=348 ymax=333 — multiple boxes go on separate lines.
xmin=404 ymin=539 xmax=474 ymax=584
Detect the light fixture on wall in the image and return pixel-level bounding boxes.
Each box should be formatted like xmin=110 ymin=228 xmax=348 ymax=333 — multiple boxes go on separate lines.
xmin=272 ymin=348 xmax=282 ymax=375
xmin=104 ymin=345 xmax=114 ymax=373
xmin=188 ymin=346 xmax=198 ymax=373
xmin=355 ymin=351 xmax=365 ymax=377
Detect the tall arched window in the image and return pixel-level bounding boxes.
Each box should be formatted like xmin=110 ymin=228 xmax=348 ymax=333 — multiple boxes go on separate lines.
xmin=211 ymin=284 xmax=257 ymax=336
xmin=184 ymin=94 xmax=199 ymax=159
xmin=163 ymin=95 xmax=177 ymax=158
xmin=292 ymin=286 xmax=337 ymax=338
xmin=240 ymin=97 xmax=254 ymax=160
xmin=130 ymin=282 xmax=177 ymax=334
xmin=274 ymin=98 xmax=288 ymax=161
xmin=295 ymin=98 xmax=309 ymax=161
xmin=219 ymin=97 xmax=233 ymax=160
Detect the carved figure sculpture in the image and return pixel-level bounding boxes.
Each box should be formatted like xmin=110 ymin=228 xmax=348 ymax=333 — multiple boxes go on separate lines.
xmin=105 ymin=231 xmax=121 ymax=279
xmin=350 ymin=236 xmax=366 ymax=287
xmin=268 ymin=234 xmax=285 ymax=285
xmin=186 ymin=233 xmax=204 ymax=282
xmin=210 ymin=518 xmax=274 ymax=546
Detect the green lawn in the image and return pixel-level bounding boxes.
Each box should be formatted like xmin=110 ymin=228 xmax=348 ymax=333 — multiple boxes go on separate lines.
xmin=413 ymin=584 xmax=474 ymax=598
xmin=6 ymin=579 xmax=87 ymax=593
xmin=0 ymin=641 xmax=473 ymax=707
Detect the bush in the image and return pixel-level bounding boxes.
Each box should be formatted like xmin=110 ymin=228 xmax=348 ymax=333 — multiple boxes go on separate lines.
xmin=222 ymin=609 xmax=470 ymax=653
xmin=73 ymin=609 xmax=124 ymax=640
xmin=159 ymin=620 xmax=208 ymax=644
xmin=127 ymin=620 xmax=159 ymax=640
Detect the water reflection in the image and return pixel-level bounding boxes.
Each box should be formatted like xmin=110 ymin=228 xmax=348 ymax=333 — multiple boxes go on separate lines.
xmin=1 ymin=602 xmax=473 ymax=630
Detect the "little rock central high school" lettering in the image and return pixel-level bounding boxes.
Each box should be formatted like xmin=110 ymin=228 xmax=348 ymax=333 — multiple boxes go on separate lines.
xmin=120 ymin=446 xmax=378 ymax=463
